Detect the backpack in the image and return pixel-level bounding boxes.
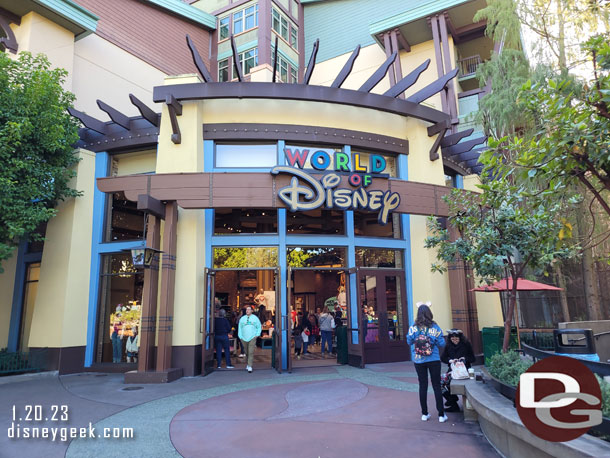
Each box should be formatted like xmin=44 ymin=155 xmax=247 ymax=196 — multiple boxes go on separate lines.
xmin=414 ymin=327 xmax=433 ymax=358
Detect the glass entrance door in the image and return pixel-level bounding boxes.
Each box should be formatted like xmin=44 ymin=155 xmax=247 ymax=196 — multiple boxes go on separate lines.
xmin=202 ymin=268 xmax=216 ymax=375
xmin=358 ymin=269 xmax=408 ymax=364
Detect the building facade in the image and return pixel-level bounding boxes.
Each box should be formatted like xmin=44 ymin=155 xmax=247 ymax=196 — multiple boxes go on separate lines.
xmin=0 ymin=0 xmax=503 ymax=378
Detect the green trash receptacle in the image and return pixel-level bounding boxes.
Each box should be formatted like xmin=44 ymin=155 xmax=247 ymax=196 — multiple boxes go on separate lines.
xmin=336 ymin=327 xmax=348 ymax=365
xmin=483 ymin=326 xmax=520 ymax=365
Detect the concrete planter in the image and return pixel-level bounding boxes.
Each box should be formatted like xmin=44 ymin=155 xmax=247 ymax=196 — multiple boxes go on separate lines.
xmin=487 ymin=373 xmax=517 ymax=403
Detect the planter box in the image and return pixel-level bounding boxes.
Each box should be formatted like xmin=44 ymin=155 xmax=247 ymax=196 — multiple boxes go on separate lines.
xmin=487 ymin=373 xmax=517 ymax=403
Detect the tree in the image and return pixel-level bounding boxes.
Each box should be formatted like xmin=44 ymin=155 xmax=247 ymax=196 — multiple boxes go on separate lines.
xmin=425 ymin=181 xmax=574 ymax=352
xmin=0 ymin=52 xmax=80 ymax=270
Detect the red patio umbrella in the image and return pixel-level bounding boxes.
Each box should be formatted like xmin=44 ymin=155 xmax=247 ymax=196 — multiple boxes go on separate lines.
xmin=472 ymin=278 xmax=563 ymax=292
xmin=471 ymin=278 xmax=563 ymax=349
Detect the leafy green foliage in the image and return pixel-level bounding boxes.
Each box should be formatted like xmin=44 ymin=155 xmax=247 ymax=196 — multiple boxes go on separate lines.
xmin=597 ymin=374 xmax=610 ymax=418
xmin=482 ymin=35 xmax=610 ymax=219
xmin=0 ymin=52 xmax=80 ymax=270
xmin=487 ymin=350 xmax=532 ymax=386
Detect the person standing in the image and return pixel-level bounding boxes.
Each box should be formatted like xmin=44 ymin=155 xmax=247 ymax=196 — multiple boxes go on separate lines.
xmin=214 ymin=309 xmax=234 ymax=369
xmin=406 ymin=303 xmax=447 ymax=423
xmin=319 ymin=306 xmax=335 ymax=357
xmin=238 ymin=306 xmax=261 ymax=373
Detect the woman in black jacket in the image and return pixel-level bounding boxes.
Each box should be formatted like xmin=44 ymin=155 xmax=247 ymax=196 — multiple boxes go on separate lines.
xmin=440 ymin=329 xmax=475 ymax=412
xmin=214 ymin=309 xmax=234 ymax=369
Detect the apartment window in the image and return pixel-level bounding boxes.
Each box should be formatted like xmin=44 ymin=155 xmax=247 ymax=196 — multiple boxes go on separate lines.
xmin=245 ymin=4 xmax=258 ymax=30
xmin=218 ymin=58 xmax=230 ymax=82
xmin=272 ymin=52 xmax=290 ymax=83
xmin=234 ymin=4 xmax=258 ymax=35
xmin=272 ymin=7 xmax=289 ymax=41
xmin=219 ymin=16 xmax=229 ymax=40
xmin=234 ymin=10 xmax=243 ymax=34
xmin=290 ymin=67 xmax=298 ymax=83
xmin=290 ymin=26 xmax=297 ymax=48
xmin=239 ymin=47 xmax=258 ymax=75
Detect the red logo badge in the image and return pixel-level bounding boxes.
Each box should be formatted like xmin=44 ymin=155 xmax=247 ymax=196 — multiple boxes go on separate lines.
xmin=516 ymin=356 xmax=602 ymax=442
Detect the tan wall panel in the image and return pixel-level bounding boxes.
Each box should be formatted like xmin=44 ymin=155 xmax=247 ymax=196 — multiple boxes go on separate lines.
xmin=115 ymin=150 xmax=157 ymax=176
xmin=0 ymin=254 xmax=18 ymax=349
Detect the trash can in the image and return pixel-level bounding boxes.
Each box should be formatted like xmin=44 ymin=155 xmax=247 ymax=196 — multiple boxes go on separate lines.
xmin=336 ymin=326 xmax=348 ymax=365
xmin=482 ymin=326 xmax=518 ymax=364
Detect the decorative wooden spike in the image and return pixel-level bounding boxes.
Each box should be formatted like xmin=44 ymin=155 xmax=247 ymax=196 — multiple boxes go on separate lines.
xmin=358 ymin=51 xmax=397 ymax=93
xmin=272 ymin=35 xmax=279 ymax=83
xmin=427 ymin=119 xmax=450 ymax=161
xmin=453 ymin=151 xmax=481 ymax=163
xmin=331 ymin=45 xmax=360 ymax=88
xmin=442 ymin=136 xmax=486 ymax=157
xmin=231 ymin=35 xmax=243 ymax=82
xmin=440 ymin=128 xmax=474 ymax=148
xmin=186 ymin=34 xmax=213 ymax=82
xmin=383 ymin=59 xmax=430 ymax=98
xmin=463 ymin=158 xmax=481 ymax=168
xmin=406 ymin=67 xmax=459 ymax=104
xmin=96 ymin=100 xmax=131 ymax=130
xmin=129 ymin=94 xmax=160 ymax=127
xmin=303 ymin=38 xmax=319 ymax=85
xmin=67 ymin=107 xmax=106 ymax=135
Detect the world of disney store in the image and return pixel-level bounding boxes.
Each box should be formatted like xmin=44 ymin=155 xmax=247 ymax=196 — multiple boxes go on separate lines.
xmin=70 ymin=38 xmax=498 ymax=382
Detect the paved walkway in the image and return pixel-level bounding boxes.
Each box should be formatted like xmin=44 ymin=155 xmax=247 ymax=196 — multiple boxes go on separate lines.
xmin=1 ymin=362 xmax=499 ymax=458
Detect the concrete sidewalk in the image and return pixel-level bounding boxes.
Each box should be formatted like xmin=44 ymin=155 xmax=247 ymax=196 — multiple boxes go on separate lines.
xmin=1 ymin=362 xmax=499 ymax=458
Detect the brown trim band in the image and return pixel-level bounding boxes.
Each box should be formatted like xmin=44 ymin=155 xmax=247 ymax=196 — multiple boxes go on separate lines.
xmin=97 ymin=172 xmax=451 ymax=217
xmin=203 ymin=123 xmax=408 ymax=155
xmin=152 ymin=82 xmax=450 ymax=124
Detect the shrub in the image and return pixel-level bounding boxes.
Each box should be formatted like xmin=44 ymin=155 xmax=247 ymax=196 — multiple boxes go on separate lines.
xmin=596 ymin=375 xmax=610 ymax=418
xmin=487 ymin=350 xmax=532 ymax=387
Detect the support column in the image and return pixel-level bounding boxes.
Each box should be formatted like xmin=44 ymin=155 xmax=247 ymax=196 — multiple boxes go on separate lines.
xmin=430 ymin=15 xmax=448 ymax=114
xmin=447 ymin=225 xmax=481 ymax=355
xmin=382 ymin=32 xmax=396 ymax=87
xmin=438 ymin=13 xmax=458 ymax=132
xmin=157 ymin=201 xmax=179 ymax=374
xmin=390 ymin=30 xmax=404 ymax=99
xmin=258 ymin=0 xmax=272 ymax=68
xmin=137 ymin=215 xmax=160 ymax=373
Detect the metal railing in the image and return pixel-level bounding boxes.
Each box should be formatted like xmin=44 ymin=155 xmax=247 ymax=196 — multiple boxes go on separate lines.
xmin=0 ymin=348 xmax=47 ymax=375
xmin=458 ymin=55 xmax=482 ymax=78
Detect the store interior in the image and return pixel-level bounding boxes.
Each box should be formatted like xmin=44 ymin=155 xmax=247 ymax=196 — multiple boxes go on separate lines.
xmin=213 ymin=268 xmax=346 ymax=370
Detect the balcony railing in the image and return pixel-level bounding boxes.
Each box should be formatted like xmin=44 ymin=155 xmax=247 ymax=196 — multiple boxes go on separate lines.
xmin=457 ymin=54 xmax=482 ymax=78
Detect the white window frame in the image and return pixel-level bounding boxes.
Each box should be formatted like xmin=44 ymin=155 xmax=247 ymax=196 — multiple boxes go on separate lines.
xmin=239 ymin=47 xmax=258 ymax=75
xmin=218 ymin=58 xmax=230 ymax=82
xmin=233 ymin=3 xmax=259 ymax=35
xmin=219 ymin=16 xmax=230 ymax=41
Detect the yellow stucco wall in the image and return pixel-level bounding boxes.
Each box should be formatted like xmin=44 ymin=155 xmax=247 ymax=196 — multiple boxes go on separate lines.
xmin=114 ymin=149 xmax=157 ymax=176
xmin=28 ymin=150 xmax=96 ymax=348
xmin=73 ymin=34 xmax=167 ymax=119
xmin=10 ymin=12 xmax=75 ymax=90
xmin=461 ymin=174 xmax=504 ymax=328
xmin=156 ymin=75 xmax=206 ymax=346
xmin=0 ymin=254 xmax=18 ymax=349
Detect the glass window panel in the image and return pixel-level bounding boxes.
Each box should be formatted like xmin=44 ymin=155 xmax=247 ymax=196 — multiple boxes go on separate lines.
xmin=280 ymin=58 xmax=288 ymax=82
xmin=215 ymin=143 xmax=276 ymax=168
xmin=214 ymin=208 xmax=278 ymax=234
xmin=354 ymin=211 xmax=401 ymax=238
xmin=290 ymin=26 xmax=297 ymax=48
xmin=286 ymin=209 xmax=345 ymax=235
xmin=213 ymin=247 xmax=278 ymax=268
xmin=218 ymin=58 xmax=229 ymax=82
xmin=290 ymin=67 xmax=298 ymax=83
xmin=287 ymin=247 xmax=346 ymax=267
xmin=239 ymin=47 xmax=258 ymax=75
xmin=385 ymin=276 xmax=404 ymax=341
xmin=97 ymin=253 xmax=143 ymax=363
xmin=355 ymin=248 xmax=403 ymax=268
xmin=106 ymin=192 xmax=145 ymax=242
xmin=219 ymin=16 xmax=229 ymax=40
xmin=272 ymin=8 xmax=281 ymax=33
xmin=233 ymin=10 xmax=243 ymax=34
xmin=360 ymin=275 xmax=379 ymax=341
xmin=280 ymin=16 xmax=289 ymax=40
xmin=245 ymin=5 xmax=257 ymax=29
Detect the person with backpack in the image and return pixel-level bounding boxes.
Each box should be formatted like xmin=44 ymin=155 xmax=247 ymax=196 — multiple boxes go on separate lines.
xmin=406 ymin=302 xmax=447 ymax=423
xmin=318 ymin=306 xmax=335 ymax=357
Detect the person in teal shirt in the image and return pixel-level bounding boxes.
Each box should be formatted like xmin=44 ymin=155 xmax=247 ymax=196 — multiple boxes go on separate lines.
xmin=238 ymin=306 xmax=262 ymax=372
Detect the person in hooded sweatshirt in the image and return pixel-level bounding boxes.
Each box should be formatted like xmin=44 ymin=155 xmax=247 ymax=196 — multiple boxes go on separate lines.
xmin=440 ymin=329 xmax=475 ymax=412
xmin=407 ymin=303 xmax=447 ymax=423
